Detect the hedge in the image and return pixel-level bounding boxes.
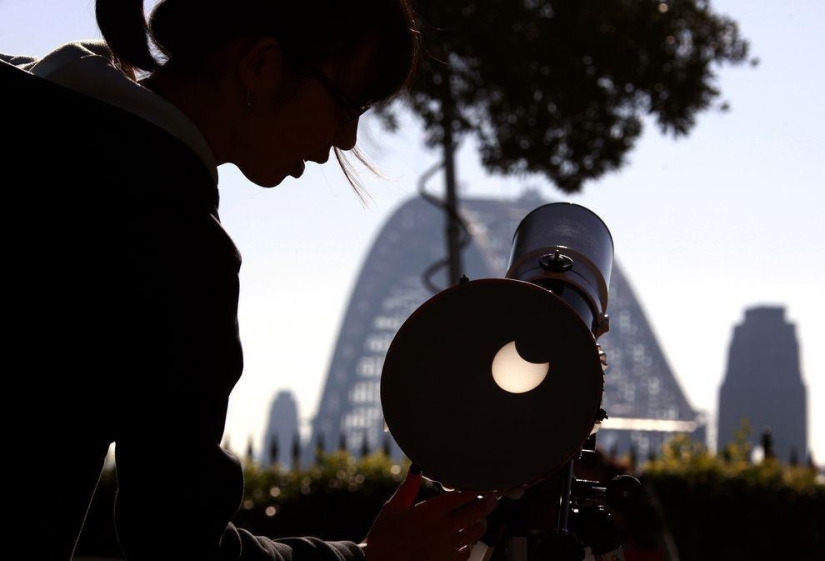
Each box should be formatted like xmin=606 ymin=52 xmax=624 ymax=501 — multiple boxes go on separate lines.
xmin=72 ymin=444 xmax=823 ymax=560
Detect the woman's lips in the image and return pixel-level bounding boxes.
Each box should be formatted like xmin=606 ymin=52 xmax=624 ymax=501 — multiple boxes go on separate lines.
xmin=290 ymin=160 xmax=306 ymax=178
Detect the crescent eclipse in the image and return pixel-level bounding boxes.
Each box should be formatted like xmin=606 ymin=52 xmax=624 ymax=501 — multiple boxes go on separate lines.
xmin=491 ymin=340 xmax=550 ymax=393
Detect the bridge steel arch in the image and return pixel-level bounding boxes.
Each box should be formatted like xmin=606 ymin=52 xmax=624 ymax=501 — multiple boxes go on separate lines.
xmin=309 ymin=193 xmax=702 ymax=461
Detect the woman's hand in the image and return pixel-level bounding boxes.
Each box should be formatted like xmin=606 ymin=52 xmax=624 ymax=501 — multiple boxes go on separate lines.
xmin=361 ymin=466 xmax=498 ymax=561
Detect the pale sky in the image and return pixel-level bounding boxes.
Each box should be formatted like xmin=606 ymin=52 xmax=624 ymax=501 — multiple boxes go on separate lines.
xmin=3 ymin=0 xmax=822 ymax=462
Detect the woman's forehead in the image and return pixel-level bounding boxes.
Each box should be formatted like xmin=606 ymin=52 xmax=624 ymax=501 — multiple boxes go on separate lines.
xmin=328 ymin=39 xmax=383 ymax=99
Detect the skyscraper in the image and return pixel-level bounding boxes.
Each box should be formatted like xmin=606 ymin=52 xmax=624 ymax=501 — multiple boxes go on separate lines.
xmin=262 ymin=390 xmax=299 ymax=469
xmin=717 ymin=306 xmax=808 ymax=461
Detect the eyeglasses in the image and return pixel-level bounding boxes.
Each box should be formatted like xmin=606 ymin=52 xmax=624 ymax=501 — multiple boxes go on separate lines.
xmin=306 ymin=67 xmax=372 ymax=122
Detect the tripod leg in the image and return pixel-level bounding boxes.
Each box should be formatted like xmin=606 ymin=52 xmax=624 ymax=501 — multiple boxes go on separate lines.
xmin=507 ymin=537 xmax=530 ymax=561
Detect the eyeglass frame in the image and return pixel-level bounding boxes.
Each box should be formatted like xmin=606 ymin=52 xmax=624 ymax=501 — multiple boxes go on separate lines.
xmin=305 ymin=66 xmax=372 ymax=122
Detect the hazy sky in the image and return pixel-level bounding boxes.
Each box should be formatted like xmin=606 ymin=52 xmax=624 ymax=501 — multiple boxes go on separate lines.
xmin=3 ymin=0 xmax=822 ymax=462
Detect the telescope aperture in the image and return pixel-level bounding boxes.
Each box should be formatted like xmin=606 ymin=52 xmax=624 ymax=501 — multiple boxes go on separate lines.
xmin=381 ymin=278 xmax=604 ymax=494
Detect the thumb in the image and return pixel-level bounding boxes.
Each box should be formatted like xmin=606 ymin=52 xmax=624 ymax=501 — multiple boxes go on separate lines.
xmin=382 ymin=464 xmax=422 ymax=514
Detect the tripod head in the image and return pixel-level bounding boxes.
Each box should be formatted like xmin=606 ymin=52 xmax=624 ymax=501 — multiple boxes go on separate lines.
xmin=469 ymin=437 xmax=642 ymax=561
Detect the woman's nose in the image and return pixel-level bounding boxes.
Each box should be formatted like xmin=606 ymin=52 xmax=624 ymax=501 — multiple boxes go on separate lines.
xmin=333 ymin=117 xmax=359 ymax=151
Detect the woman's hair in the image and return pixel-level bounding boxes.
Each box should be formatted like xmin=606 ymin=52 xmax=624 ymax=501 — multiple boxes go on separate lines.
xmin=95 ymin=0 xmax=420 ymax=196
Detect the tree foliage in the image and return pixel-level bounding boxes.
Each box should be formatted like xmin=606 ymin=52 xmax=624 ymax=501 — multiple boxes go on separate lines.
xmin=389 ymin=0 xmax=752 ymax=192
xmin=644 ymin=432 xmax=822 ymax=491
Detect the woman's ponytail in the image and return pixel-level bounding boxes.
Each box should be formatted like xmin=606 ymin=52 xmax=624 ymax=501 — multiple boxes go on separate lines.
xmin=95 ymin=0 xmax=159 ymax=73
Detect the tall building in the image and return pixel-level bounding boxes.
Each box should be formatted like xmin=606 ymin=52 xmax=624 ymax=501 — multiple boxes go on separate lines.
xmin=262 ymin=390 xmax=299 ymax=469
xmin=309 ymin=192 xmax=702 ymax=462
xmin=717 ymin=306 xmax=807 ymax=461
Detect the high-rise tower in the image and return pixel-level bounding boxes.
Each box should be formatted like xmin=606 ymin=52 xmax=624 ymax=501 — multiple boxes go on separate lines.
xmin=717 ymin=306 xmax=807 ymax=461
xmin=262 ymin=390 xmax=300 ymax=469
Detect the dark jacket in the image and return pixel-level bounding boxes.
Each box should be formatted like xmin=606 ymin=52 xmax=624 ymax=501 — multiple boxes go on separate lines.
xmin=1 ymin=54 xmax=364 ymax=561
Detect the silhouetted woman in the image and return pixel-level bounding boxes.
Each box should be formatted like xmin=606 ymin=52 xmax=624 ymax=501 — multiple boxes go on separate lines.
xmin=0 ymin=1 xmax=495 ymax=560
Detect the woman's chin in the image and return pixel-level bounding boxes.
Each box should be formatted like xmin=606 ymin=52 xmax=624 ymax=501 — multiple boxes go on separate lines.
xmin=241 ymin=167 xmax=287 ymax=188
xmin=260 ymin=176 xmax=287 ymax=188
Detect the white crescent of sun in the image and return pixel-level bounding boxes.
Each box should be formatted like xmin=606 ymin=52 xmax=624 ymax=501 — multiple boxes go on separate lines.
xmin=491 ymin=340 xmax=550 ymax=393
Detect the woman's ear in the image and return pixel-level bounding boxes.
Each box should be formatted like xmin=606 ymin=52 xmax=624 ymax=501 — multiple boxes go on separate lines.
xmin=237 ymin=36 xmax=289 ymax=96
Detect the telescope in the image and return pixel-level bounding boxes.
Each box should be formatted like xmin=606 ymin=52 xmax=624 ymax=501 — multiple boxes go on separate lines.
xmin=381 ymin=202 xmax=640 ymax=561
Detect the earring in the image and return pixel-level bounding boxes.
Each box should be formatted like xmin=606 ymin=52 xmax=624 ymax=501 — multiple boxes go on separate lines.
xmin=246 ymin=90 xmax=253 ymax=113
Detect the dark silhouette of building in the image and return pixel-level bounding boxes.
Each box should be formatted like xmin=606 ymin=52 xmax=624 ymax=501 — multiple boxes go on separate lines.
xmin=717 ymin=306 xmax=808 ymax=461
xmin=262 ymin=390 xmax=299 ymax=469
xmin=309 ymin=192 xmax=703 ymax=462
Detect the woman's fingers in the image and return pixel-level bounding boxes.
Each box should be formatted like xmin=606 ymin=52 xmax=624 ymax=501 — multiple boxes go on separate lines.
xmin=458 ymin=517 xmax=489 ymax=546
xmin=456 ymin=543 xmax=476 ymax=561
xmin=409 ymin=492 xmax=497 ymax=543
xmin=446 ymin=495 xmax=497 ymax=525
xmin=419 ymin=498 xmax=494 ymax=553
xmin=381 ymin=466 xmax=422 ymax=515
xmin=438 ymin=517 xmax=489 ymax=554
xmin=415 ymin=490 xmax=493 ymax=517
xmin=364 ymin=478 xmax=497 ymax=561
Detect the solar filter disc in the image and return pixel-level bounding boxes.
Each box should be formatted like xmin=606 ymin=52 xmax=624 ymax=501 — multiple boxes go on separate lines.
xmin=381 ymin=278 xmax=604 ymax=493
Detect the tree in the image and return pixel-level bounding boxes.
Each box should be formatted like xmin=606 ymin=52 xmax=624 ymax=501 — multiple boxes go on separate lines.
xmin=245 ymin=436 xmax=255 ymax=463
xmin=382 ymin=0 xmax=752 ymax=283
xmin=291 ymin=430 xmax=302 ymax=470
xmin=360 ymin=435 xmax=371 ymax=458
xmin=268 ymin=434 xmax=279 ymax=468
xmin=760 ymin=428 xmax=775 ymax=460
